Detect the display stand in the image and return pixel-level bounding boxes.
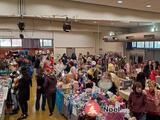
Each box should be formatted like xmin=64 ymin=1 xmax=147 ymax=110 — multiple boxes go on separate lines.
xmin=56 ymin=88 xmax=79 ymax=120
xmin=0 ymin=101 xmax=5 ymax=120
xmin=0 ymin=87 xmax=9 ymax=120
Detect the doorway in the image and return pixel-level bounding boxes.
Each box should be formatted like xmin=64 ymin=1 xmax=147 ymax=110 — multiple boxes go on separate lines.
xmin=130 ymin=55 xmax=143 ymax=63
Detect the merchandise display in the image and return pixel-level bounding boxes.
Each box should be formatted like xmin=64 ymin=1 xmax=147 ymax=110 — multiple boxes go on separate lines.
xmin=0 ymin=50 xmax=160 ymax=120
xmin=63 ymin=88 xmax=129 ymax=120
xmin=0 ymin=76 xmax=9 ymax=120
xmin=56 ymin=73 xmax=130 ymax=120
xmin=54 ymin=52 xmax=160 ymax=120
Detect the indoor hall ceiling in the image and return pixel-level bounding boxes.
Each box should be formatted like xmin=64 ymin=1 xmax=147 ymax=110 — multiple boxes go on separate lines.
xmin=75 ymin=20 xmax=153 ymax=28
xmin=25 ymin=16 xmax=153 ymax=28
xmin=2 ymin=16 xmax=152 ymax=29
xmin=71 ymin=0 xmax=160 ymax=13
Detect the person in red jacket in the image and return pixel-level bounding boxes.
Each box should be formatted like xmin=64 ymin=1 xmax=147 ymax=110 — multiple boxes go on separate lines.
xmin=128 ymin=82 xmax=147 ymax=120
xmin=44 ymin=68 xmax=57 ymax=116
xmin=149 ymin=70 xmax=157 ymax=82
xmin=43 ymin=57 xmax=50 ymax=70
xmin=50 ymin=56 xmax=54 ymax=66
xmin=145 ymin=81 xmax=160 ymax=120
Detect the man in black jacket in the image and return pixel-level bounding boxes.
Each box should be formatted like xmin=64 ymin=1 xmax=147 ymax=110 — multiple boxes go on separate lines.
xmin=34 ymin=56 xmax=41 ymax=69
xmin=35 ymin=68 xmax=46 ymax=111
xmin=61 ymin=53 xmax=68 ymax=65
xmin=17 ymin=67 xmax=32 ymax=120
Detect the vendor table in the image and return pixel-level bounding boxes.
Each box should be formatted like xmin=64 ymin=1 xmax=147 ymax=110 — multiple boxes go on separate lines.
xmin=2 ymin=87 xmax=9 ymax=101
xmin=56 ymin=89 xmax=79 ymax=120
xmin=0 ymin=87 xmax=9 ymax=120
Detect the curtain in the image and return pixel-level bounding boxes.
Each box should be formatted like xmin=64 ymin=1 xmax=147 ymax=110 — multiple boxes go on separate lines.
xmin=22 ymin=39 xmax=40 ymax=48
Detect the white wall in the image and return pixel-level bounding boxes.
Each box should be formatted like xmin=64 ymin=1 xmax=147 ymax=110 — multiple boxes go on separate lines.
xmin=0 ymin=0 xmax=18 ymax=16
xmin=97 ymin=32 xmax=124 ymax=55
xmin=54 ymin=31 xmax=95 ymax=55
xmin=0 ymin=30 xmax=54 ymax=39
xmin=129 ymin=26 xmax=151 ymax=33
xmin=0 ymin=17 xmax=128 ymax=55
xmin=102 ymin=42 xmax=124 ymax=55
xmin=0 ymin=30 xmax=96 ymax=55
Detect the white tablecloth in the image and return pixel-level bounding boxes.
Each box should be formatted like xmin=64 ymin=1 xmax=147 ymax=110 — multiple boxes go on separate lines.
xmin=0 ymin=87 xmax=9 ymax=120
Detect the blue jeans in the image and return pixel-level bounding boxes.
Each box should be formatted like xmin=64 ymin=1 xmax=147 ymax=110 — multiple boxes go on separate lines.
xmin=11 ymin=93 xmax=19 ymax=110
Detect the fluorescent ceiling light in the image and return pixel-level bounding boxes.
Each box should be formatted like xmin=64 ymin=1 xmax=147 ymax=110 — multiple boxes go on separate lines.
xmin=146 ymin=4 xmax=151 ymax=8
xmin=117 ymin=0 xmax=123 ymax=4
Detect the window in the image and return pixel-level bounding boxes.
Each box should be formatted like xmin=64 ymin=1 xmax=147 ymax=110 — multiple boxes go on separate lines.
xmin=132 ymin=42 xmax=136 ymax=48
xmin=40 ymin=39 xmax=52 ymax=47
xmin=154 ymin=41 xmax=160 ymax=48
xmin=145 ymin=41 xmax=153 ymax=48
xmin=12 ymin=39 xmax=22 ymax=47
xmin=43 ymin=40 xmax=52 ymax=47
xmin=137 ymin=42 xmax=144 ymax=48
xmin=40 ymin=39 xmax=43 ymax=47
xmin=0 ymin=39 xmax=11 ymax=47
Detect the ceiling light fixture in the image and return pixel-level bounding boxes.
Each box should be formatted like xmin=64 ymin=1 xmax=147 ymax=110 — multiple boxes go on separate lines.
xmin=117 ymin=0 xmax=123 ymax=4
xmin=18 ymin=21 xmax=25 ymax=31
xmin=63 ymin=17 xmax=71 ymax=32
xmin=146 ymin=4 xmax=152 ymax=8
xmin=109 ymin=31 xmax=115 ymax=36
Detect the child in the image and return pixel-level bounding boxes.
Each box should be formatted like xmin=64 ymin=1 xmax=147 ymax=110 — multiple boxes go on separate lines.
xmin=128 ymin=82 xmax=146 ymax=120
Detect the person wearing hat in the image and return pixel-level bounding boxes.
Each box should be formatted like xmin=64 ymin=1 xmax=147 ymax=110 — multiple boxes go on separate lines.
xmin=44 ymin=68 xmax=57 ymax=116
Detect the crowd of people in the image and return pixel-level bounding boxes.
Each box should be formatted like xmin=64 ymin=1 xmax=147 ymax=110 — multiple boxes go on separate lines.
xmin=0 ymin=51 xmax=159 ymax=120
